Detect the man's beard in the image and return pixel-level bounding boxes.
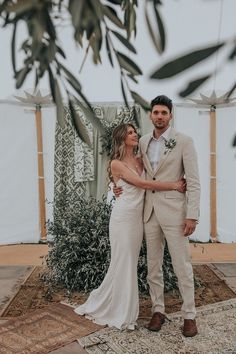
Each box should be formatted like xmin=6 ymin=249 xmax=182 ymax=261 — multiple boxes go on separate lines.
xmin=154 ymin=122 xmax=165 ymax=129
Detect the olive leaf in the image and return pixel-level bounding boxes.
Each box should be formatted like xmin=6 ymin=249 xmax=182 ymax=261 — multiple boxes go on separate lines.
xmin=117 ymin=52 xmax=142 ymax=76
xmin=72 ymin=94 xmax=105 ymax=134
xmin=151 ymin=43 xmax=225 ymax=79
xmin=59 ymin=62 xmax=82 ymax=93
xmin=48 ymin=66 xmax=56 ymax=102
xmin=179 ymin=75 xmax=211 ymax=97
xmin=229 ymin=45 xmax=236 ymax=60
xmin=56 ymin=45 xmax=66 ymax=59
xmin=105 ymin=33 xmax=114 ymax=67
xmin=54 ymin=79 xmax=65 ymax=128
xmin=227 ymin=82 xmax=236 ymax=99
xmin=11 ymin=21 xmax=17 ymax=74
xmin=102 ymin=4 xmax=124 ymax=28
xmin=132 ymin=105 xmax=141 ymax=127
xmin=69 ymin=99 xmax=92 ymax=146
xmin=145 ymin=6 xmax=162 ymax=54
xmin=107 ymin=0 xmax=122 ymax=5
xmin=127 ymin=73 xmax=138 ymax=84
xmin=232 ymin=134 xmax=236 ymax=147
xmin=131 ymin=91 xmax=150 ymax=111
xmin=15 ymin=66 xmax=31 ymax=89
xmin=5 ymin=0 xmax=34 ymax=15
xmin=145 ymin=1 xmax=165 ymax=54
xmin=121 ymin=77 xmax=129 ymax=108
xmin=69 ymin=0 xmax=85 ymax=29
xmin=124 ymin=1 xmax=137 ymax=39
xmin=111 ymin=30 xmax=136 ymax=53
xmin=34 ymin=70 xmax=39 ymax=88
xmin=153 ymin=3 xmax=165 ymax=52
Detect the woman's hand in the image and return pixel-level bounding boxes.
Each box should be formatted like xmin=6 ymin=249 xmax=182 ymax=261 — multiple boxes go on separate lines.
xmin=174 ymin=178 xmax=186 ymax=193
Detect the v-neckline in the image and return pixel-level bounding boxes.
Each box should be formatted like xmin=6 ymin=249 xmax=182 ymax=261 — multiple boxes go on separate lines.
xmin=122 ymin=162 xmax=142 ymax=177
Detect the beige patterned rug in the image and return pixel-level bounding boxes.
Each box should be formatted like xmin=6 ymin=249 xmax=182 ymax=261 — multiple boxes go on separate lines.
xmin=79 ymin=298 xmax=236 ymax=354
xmin=0 ymin=303 xmax=101 ymax=354
xmin=2 ymin=265 xmax=235 ymax=320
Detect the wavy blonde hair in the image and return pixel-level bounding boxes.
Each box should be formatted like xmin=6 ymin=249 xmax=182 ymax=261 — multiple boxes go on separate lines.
xmin=108 ymin=123 xmax=137 ymax=183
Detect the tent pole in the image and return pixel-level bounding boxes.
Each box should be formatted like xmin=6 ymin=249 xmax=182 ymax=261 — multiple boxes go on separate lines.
xmin=35 ymin=105 xmax=47 ymax=242
xmin=210 ymin=105 xmax=217 ymax=242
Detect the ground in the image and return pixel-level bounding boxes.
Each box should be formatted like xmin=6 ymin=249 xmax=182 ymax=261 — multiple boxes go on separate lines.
xmin=1 ymin=264 xmax=235 ymax=319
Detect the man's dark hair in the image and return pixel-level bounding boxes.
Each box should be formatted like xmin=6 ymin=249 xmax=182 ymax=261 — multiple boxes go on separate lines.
xmin=151 ymin=95 xmax=173 ymax=113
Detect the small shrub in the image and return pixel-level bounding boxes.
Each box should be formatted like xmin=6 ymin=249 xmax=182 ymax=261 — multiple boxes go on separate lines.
xmin=46 ymin=195 xmax=178 ymax=295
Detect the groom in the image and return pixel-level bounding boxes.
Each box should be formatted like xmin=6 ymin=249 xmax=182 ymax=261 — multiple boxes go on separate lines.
xmin=140 ymin=95 xmax=200 ymax=337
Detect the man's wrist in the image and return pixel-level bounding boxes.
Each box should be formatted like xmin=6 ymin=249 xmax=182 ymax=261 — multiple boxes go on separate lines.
xmin=185 ymin=218 xmax=199 ymax=224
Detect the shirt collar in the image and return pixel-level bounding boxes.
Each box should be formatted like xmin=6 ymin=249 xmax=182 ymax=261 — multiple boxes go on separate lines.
xmin=151 ymin=125 xmax=171 ymax=142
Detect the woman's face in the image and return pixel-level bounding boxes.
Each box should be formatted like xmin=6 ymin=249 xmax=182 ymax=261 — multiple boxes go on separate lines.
xmin=124 ymin=126 xmax=138 ymax=147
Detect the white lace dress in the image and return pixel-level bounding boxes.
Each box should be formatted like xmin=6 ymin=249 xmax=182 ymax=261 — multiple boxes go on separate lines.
xmin=74 ymin=171 xmax=145 ymax=330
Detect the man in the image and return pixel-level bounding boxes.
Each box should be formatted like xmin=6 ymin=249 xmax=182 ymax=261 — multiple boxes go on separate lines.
xmin=140 ymin=95 xmax=200 ymax=337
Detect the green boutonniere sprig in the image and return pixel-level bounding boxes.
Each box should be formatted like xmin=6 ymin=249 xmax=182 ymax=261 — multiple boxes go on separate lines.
xmin=164 ymin=138 xmax=177 ymax=154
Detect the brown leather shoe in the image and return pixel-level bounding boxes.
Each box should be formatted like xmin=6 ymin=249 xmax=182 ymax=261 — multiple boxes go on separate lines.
xmin=145 ymin=312 xmax=165 ymax=332
xmin=182 ymin=319 xmax=198 ymax=337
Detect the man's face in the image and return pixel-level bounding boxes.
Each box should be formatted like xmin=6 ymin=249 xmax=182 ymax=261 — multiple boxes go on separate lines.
xmin=150 ymin=104 xmax=172 ymax=131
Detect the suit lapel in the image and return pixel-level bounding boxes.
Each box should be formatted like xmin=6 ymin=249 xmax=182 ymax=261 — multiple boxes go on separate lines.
xmin=142 ymin=134 xmax=153 ymax=175
xmin=153 ymin=145 xmax=169 ymax=175
xmin=153 ymin=127 xmax=177 ymax=175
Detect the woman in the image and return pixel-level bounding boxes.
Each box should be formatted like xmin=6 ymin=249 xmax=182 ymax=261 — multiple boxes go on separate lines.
xmin=74 ymin=123 xmax=185 ymax=330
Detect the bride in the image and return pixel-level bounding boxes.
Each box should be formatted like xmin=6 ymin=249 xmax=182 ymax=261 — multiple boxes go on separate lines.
xmin=74 ymin=123 xmax=185 ymax=330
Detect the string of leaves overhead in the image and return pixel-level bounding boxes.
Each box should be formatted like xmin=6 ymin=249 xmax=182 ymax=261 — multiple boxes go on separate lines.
xmin=1 ymin=0 xmax=235 ymax=143
xmin=0 ymin=0 xmax=152 ymax=140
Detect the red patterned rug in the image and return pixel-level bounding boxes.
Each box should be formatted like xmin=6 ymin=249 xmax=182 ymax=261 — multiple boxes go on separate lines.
xmin=0 ymin=303 xmax=101 ymax=354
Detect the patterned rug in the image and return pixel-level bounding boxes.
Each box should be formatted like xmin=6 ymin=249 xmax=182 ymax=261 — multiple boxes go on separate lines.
xmin=2 ymin=265 xmax=235 ymax=319
xmin=0 ymin=303 xmax=101 ymax=354
xmin=79 ymin=298 xmax=236 ymax=354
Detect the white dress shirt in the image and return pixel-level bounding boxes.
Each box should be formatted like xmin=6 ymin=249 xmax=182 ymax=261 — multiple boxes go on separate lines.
xmin=147 ymin=126 xmax=171 ymax=171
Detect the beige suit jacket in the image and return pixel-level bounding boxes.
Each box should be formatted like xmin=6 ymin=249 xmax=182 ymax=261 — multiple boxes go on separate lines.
xmin=139 ymin=127 xmax=200 ymax=225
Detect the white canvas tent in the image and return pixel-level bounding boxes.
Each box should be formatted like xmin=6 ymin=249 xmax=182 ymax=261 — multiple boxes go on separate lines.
xmin=175 ymin=104 xmax=236 ymax=243
xmin=0 ymin=99 xmax=235 ymax=245
xmin=0 ymin=100 xmax=56 ymax=244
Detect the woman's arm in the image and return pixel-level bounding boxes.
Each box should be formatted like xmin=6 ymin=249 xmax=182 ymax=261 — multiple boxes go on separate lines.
xmin=111 ymin=160 xmax=185 ymax=191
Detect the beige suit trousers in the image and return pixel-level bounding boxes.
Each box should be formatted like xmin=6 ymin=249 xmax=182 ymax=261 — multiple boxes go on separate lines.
xmin=144 ymin=210 xmax=196 ymax=320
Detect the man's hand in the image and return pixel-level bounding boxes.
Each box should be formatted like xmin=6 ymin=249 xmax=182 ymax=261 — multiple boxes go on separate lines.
xmin=183 ymin=219 xmax=198 ymax=237
xmin=113 ymin=185 xmax=123 ymax=198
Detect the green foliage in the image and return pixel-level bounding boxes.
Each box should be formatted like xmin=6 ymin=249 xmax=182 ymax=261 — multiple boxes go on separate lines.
xmin=150 ymin=42 xmax=227 ymax=97
xmin=145 ymin=0 xmax=165 ymax=54
xmin=151 ymin=43 xmax=225 ymax=80
xmin=46 ymin=195 xmax=112 ymax=292
xmin=46 ymin=194 xmax=179 ymax=295
xmin=179 ymin=75 xmax=211 ymax=98
xmin=1 ymin=1 xmax=235 ymax=143
xmin=0 ymin=0 xmax=149 ymax=140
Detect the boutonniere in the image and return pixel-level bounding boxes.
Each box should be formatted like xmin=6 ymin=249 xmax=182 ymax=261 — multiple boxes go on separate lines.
xmin=164 ymin=138 xmax=176 ymax=154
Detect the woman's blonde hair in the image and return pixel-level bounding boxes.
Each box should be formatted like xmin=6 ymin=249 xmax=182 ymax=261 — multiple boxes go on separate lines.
xmin=108 ymin=123 xmax=137 ymax=183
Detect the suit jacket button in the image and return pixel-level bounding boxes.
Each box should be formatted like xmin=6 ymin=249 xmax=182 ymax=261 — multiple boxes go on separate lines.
xmin=152 ymin=190 xmax=155 ymax=193
xmin=153 ymin=177 xmax=156 ymax=180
